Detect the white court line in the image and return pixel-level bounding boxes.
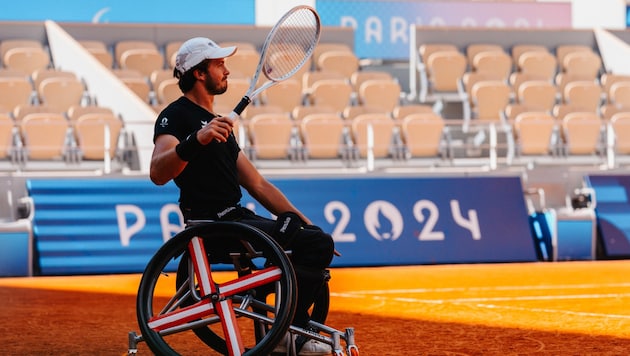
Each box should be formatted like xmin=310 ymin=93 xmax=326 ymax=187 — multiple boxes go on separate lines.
xmin=474 ymin=303 xmax=630 ymax=320
xmin=337 ymin=282 xmax=630 ymax=296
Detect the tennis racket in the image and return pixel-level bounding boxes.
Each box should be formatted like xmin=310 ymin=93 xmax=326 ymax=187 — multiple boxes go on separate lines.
xmin=228 ymin=5 xmax=321 ymax=120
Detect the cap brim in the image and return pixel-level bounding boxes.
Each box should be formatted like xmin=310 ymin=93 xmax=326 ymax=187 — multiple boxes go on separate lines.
xmin=211 ymin=46 xmax=237 ymax=59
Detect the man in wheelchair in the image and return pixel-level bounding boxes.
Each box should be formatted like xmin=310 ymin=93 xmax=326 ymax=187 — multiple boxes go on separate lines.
xmin=150 ymin=37 xmax=335 ymax=355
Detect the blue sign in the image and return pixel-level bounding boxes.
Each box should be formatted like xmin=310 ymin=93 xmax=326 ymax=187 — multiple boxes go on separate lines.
xmin=26 ymin=176 xmax=537 ymax=275
xmin=586 ymin=175 xmax=630 ymax=257
xmin=0 ymin=0 xmax=255 ymax=24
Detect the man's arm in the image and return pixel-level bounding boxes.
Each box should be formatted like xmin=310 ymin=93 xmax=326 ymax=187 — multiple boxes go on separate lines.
xmin=236 ymin=151 xmax=312 ymax=224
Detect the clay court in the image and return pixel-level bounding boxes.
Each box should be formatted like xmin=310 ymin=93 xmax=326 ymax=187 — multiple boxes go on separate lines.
xmin=2 ymin=260 xmax=630 ymax=355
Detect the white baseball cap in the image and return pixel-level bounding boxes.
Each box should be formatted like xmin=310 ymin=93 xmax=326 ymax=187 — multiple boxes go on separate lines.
xmin=174 ymin=37 xmax=237 ymax=74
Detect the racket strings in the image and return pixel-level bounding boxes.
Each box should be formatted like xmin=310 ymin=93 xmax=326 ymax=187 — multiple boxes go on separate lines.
xmin=264 ymin=9 xmax=319 ymax=81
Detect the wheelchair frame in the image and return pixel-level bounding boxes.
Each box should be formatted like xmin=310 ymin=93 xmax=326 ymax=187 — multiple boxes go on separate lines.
xmin=127 ymin=220 xmax=358 ymax=355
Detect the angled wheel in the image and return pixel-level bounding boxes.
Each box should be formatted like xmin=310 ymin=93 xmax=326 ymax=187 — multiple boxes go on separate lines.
xmin=136 ymin=221 xmax=297 ymax=355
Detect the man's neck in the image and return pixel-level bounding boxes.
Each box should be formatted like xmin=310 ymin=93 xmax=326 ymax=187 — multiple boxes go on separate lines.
xmin=184 ymin=91 xmax=215 ymax=114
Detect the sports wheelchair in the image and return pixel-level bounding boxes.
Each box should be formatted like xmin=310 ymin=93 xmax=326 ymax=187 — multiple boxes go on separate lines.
xmin=127 ymin=220 xmax=358 ymax=355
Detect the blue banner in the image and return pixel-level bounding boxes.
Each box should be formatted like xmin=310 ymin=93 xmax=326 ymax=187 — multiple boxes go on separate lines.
xmin=0 ymin=0 xmax=255 ymax=24
xmin=27 ymin=176 xmax=537 ymax=275
xmin=586 ymin=175 xmax=630 ymax=257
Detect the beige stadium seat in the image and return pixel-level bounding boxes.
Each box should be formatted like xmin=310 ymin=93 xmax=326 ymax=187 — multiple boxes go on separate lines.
xmin=509 ymin=72 xmax=550 ymax=94
xmin=261 ymin=78 xmax=302 ymax=112
xmin=470 ymin=80 xmax=511 ymax=122
xmin=350 ymin=113 xmax=395 ymax=158
xmin=13 ymin=105 xmax=59 ymax=125
xmin=302 ymin=70 xmax=345 ymax=96
xmin=3 ymin=47 xmax=50 ymax=75
xmin=607 ymin=82 xmax=630 ymax=109
xmin=316 ymin=50 xmax=359 ymax=79
xmin=114 ymin=40 xmax=159 ymax=68
xmin=400 ymin=112 xmax=445 ymax=158
xmin=300 ymin=113 xmax=345 ymax=159
xmin=0 ymin=113 xmax=16 ymax=160
xmin=517 ymin=80 xmax=558 ymax=112
xmin=73 ymin=113 xmax=123 ymax=160
xmin=466 ymin=43 xmax=504 ymax=64
xmin=79 ymin=40 xmax=113 ymax=68
xmin=392 ymin=104 xmax=434 ymax=122
xmin=156 ymin=78 xmax=182 ymax=106
xmin=350 ymin=70 xmax=393 ymax=93
xmin=20 ymin=112 xmax=69 ymax=160
xmin=342 ymin=105 xmax=387 ymax=122
xmin=513 ymin=112 xmax=557 ymax=156
xmin=247 ymin=113 xmax=294 ymax=159
xmin=418 ymin=43 xmax=459 ymax=66
xmin=426 ymin=50 xmax=467 ymax=98
xmin=32 ymin=68 xmax=77 ymax=90
xmin=561 ymin=111 xmax=603 ymax=155
xmin=518 ymin=51 xmax=557 ymax=81
xmin=600 ymin=73 xmax=630 ymax=103
xmin=357 ymin=79 xmax=401 ymax=113
xmin=308 ymin=79 xmax=353 ymax=113
xmin=562 ymin=50 xmax=601 ymax=79
xmin=0 ymin=77 xmax=34 ymax=112
xmin=120 ymin=48 xmax=165 ymax=77
xmin=226 ymin=49 xmax=259 ymax=79
xmin=38 ymin=77 xmax=86 ymax=113
xmin=114 ymin=69 xmax=152 ymax=103
xmin=472 ymin=50 xmax=512 ymax=81
xmin=291 ymin=104 xmax=336 ymax=123
xmin=511 ymin=44 xmax=549 ymax=65
xmin=461 ymin=71 xmax=506 ymax=104
xmin=0 ymin=39 xmax=43 ymax=59
xmin=555 ymin=45 xmax=593 ymax=70
xmin=150 ymin=69 xmax=175 ymax=91
xmin=609 ymin=112 xmax=630 ymax=154
xmin=66 ymin=105 xmax=115 ymax=124
xmin=599 ymin=104 xmax=628 ymax=121
xmin=313 ymin=43 xmax=353 ymax=68
xmin=241 ymin=104 xmax=284 ymax=121
xmin=562 ymin=80 xmax=602 ymax=111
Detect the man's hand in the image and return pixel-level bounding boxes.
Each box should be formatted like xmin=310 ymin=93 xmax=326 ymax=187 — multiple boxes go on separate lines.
xmin=198 ymin=116 xmax=234 ymax=144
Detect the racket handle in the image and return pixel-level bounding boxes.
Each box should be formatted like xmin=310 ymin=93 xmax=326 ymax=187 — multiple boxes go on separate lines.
xmin=230 ymin=96 xmax=252 ymax=119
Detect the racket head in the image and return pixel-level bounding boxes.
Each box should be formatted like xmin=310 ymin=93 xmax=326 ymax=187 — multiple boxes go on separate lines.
xmin=259 ymin=5 xmax=321 ymax=82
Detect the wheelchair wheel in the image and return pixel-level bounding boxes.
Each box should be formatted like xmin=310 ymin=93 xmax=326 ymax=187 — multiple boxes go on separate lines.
xmin=136 ymin=221 xmax=297 ymax=355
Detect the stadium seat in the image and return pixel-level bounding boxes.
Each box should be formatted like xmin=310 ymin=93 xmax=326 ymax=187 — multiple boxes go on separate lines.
xmin=114 ymin=40 xmax=159 ymax=68
xmin=316 ymin=50 xmax=359 ymax=79
xmin=399 ymin=112 xmax=445 ymax=158
xmin=562 ymin=80 xmax=602 ymax=111
xmin=164 ymin=41 xmax=184 ymax=69
xmin=119 ymin=48 xmax=165 ymax=77
xmin=513 ymin=112 xmax=557 ymax=156
xmin=3 ymin=46 xmax=50 ymax=75
xmin=299 ymin=113 xmax=346 ymax=159
xmin=0 ymin=113 xmax=16 ymax=160
xmin=511 ymin=44 xmax=549 ymax=65
xmin=73 ymin=112 xmax=123 ymax=160
xmin=350 ymin=113 xmax=396 ymax=158
xmin=607 ymin=81 xmax=630 ymax=109
xmin=470 ymin=80 xmax=511 ymax=122
xmin=391 ymin=104 xmax=435 ymax=122
xmin=242 ymin=104 xmax=284 ymax=121
xmin=37 ymin=77 xmax=86 ymax=113
xmin=472 ymin=50 xmax=513 ymax=81
xmin=424 ymin=50 xmax=467 ymax=101
xmin=79 ymin=40 xmax=113 ymax=68
xmin=561 ymin=111 xmax=603 ymax=155
xmin=261 ymin=78 xmax=302 ymax=112
xmin=609 ymin=112 xmax=630 ymax=155
xmin=357 ymin=79 xmax=401 ymax=113
xmin=517 ymin=51 xmax=557 ymax=81
xmin=19 ymin=112 xmax=69 ymax=161
xmin=517 ymin=80 xmax=558 ymax=112
xmin=561 ymin=50 xmax=601 ymax=79
xmin=466 ymin=43 xmax=505 ymax=65
xmin=555 ymin=45 xmax=593 ymax=70
xmin=291 ymin=104 xmax=336 ymax=123
xmin=301 ymin=70 xmax=346 ymax=98
xmin=350 ymin=70 xmax=394 ymax=93
xmin=307 ymin=79 xmax=353 ymax=113
xmin=225 ymin=49 xmax=259 ymax=79
xmin=31 ymin=68 xmax=77 ymax=92
xmin=154 ymin=78 xmax=181 ymax=106
xmin=600 ymin=73 xmax=630 ymax=103
xmin=247 ymin=113 xmax=295 ymax=160
xmin=312 ymin=42 xmax=353 ymax=68
xmin=0 ymin=77 xmax=35 ymax=112
xmin=66 ymin=105 xmax=115 ymax=124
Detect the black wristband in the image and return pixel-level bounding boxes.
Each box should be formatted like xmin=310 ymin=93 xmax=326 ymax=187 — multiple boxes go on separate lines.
xmin=175 ymin=131 xmax=203 ymax=161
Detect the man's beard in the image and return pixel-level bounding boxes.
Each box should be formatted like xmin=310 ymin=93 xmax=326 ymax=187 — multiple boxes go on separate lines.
xmin=205 ymin=79 xmax=228 ymax=96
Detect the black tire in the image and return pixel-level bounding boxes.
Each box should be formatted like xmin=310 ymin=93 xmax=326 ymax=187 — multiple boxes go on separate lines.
xmin=136 ymin=221 xmax=297 ymax=355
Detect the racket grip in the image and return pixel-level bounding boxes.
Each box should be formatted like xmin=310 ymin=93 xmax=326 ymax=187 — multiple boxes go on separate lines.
xmin=233 ymin=96 xmax=251 ymax=116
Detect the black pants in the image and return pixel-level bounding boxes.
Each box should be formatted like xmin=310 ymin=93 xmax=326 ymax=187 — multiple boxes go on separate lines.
xmin=184 ymin=206 xmax=335 ymax=328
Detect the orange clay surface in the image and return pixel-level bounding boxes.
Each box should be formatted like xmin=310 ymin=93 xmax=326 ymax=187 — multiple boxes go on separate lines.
xmin=1 ymin=260 xmax=630 ymax=355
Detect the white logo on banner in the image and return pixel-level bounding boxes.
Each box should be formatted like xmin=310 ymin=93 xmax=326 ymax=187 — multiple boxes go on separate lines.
xmin=363 ymin=200 xmax=403 ymax=241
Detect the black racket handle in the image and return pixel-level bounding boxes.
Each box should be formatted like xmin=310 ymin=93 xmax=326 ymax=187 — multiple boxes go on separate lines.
xmin=233 ymin=96 xmax=252 ymax=115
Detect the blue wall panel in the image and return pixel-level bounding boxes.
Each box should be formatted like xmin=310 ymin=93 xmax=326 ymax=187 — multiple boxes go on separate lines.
xmin=27 ymin=176 xmax=537 ymax=275
xmin=586 ymin=175 xmax=630 ymax=257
